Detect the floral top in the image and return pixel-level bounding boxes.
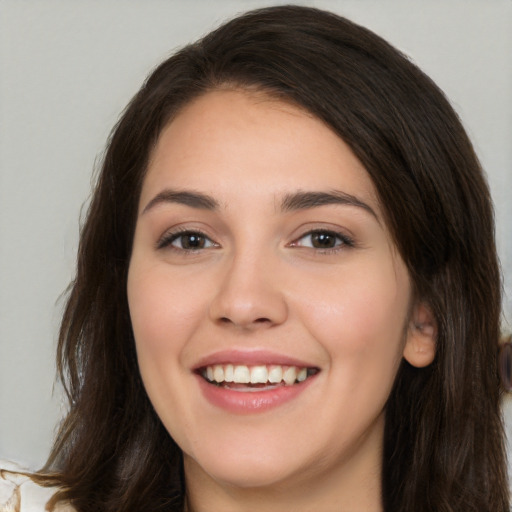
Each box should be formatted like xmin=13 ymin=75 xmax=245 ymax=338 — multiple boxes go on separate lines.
xmin=0 ymin=462 xmax=75 ymax=512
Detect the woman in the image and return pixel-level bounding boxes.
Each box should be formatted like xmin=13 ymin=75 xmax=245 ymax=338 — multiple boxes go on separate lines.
xmin=1 ymin=5 xmax=508 ymax=511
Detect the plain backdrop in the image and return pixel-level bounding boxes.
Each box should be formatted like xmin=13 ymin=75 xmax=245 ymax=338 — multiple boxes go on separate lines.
xmin=1 ymin=0 xmax=511 ymax=476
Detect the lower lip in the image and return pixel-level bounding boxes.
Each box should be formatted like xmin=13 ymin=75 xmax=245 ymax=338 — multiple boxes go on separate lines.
xmin=196 ymin=374 xmax=316 ymax=414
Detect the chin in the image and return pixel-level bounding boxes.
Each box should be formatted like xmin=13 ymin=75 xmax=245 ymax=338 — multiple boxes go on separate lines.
xmin=184 ymin=445 xmax=309 ymax=490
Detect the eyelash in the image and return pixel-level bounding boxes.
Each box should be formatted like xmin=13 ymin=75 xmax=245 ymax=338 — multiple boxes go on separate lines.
xmin=156 ymin=229 xmax=217 ymax=251
xmin=291 ymin=229 xmax=355 ymax=253
xmin=156 ymin=228 xmax=354 ymax=254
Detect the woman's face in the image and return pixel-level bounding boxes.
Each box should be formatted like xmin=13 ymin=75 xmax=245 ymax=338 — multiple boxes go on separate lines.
xmin=128 ymin=90 xmax=427 ymax=494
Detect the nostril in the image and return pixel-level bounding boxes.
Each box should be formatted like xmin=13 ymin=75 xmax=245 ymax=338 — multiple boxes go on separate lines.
xmin=217 ymin=316 xmax=271 ymax=326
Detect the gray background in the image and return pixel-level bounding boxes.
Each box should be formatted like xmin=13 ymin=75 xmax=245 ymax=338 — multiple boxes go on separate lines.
xmin=1 ymin=0 xmax=511 ymax=474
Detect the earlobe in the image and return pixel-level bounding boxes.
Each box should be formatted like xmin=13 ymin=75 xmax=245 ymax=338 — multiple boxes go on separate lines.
xmin=403 ymin=302 xmax=437 ymax=368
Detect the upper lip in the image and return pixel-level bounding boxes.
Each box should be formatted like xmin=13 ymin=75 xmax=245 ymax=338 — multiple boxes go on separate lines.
xmin=192 ymin=349 xmax=318 ymax=371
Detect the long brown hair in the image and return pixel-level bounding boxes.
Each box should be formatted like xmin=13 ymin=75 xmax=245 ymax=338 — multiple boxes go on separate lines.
xmin=40 ymin=6 xmax=509 ymax=511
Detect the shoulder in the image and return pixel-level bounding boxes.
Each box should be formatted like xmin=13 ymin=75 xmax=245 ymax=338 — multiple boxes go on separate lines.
xmin=0 ymin=461 xmax=75 ymax=512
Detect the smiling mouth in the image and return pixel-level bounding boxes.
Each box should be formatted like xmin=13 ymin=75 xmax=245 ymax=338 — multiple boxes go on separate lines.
xmin=199 ymin=364 xmax=319 ymax=390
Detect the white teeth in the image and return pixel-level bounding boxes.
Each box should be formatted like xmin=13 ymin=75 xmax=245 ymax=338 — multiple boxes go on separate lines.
xmin=224 ymin=364 xmax=234 ymax=382
xmin=268 ymin=365 xmax=283 ymax=383
xmin=233 ymin=365 xmax=250 ymax=384
xmin=213 ymin=365 xmax=224 ymax=383
xmin=283 ymin=366 xmax=297 ymax=386
xmin=250 ymin=365 xmax=268 ymax=384
xmin=297 ymin=367 xmax=307 ymax=382
xmin=202 ymin=363 xmax=314 ymax=386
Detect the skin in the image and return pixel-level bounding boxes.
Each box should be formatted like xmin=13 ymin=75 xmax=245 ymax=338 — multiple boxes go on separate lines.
xmin=127 ymin=89 xmax=435 ymax=512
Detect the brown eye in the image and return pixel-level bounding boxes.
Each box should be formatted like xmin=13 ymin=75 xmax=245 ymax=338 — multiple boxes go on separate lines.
xmin=158 ymin=231 xmax=216 ymax=251
xmin=310 ymin=231 xmax=338 ymax=249
xmin=295 ymin=230 xmax=353 ymax=251
xmin=176 ymin=233 xmax=207 ymax=249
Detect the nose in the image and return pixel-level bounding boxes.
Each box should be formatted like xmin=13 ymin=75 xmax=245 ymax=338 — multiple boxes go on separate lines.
xmin=208 ymin=250 xmax=288 ymax=330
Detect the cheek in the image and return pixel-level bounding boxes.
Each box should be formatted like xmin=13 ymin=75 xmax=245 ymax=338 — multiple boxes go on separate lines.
xmin=127 ymin=264 xmax=208 ymax=360
xmin=295 ymin=261 xmax=410 ymax=361
xmin=127 ymin=262 xmax=208 ymax=440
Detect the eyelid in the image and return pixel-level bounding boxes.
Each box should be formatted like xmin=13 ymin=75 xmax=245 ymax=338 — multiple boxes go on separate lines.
xmin=155 ymin=224 xmax=355 ymax=253
xmin=156 ymin=227 xmax=218 ymax=251
xmin=289 ymin=228 xmax=355 ymax=252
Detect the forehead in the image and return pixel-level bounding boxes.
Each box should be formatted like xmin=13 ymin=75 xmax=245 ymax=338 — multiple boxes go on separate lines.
xmin=142 ymin=89 xmax=380 ymax=212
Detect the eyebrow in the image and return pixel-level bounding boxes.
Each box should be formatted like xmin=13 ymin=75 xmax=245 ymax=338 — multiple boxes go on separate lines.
xmin=280 ymin=190 xmax=378 ymax=220
xmin=141 ymin=188 xmax=378 ymax=221
xmin=142 ymin=189 xmax=219 ymax=215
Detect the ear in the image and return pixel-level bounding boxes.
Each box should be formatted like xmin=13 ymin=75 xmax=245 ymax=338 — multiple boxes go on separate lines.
xmin=403 ymin=302 xmax=437 ymax=368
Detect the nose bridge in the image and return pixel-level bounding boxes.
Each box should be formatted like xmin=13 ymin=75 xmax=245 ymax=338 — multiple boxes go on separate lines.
xmin=209 ymin=241 xmax=288 ymax=329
